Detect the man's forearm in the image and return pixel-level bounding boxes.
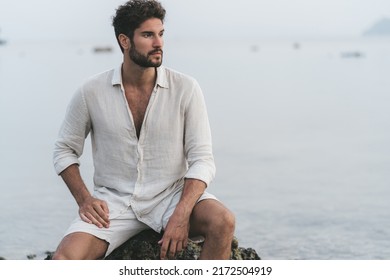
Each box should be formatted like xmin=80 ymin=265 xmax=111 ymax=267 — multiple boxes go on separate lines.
xmin=60 ymin=164 xmax=92 ymax=206
xmin=176 ymin=178 xmax=207 ymax=218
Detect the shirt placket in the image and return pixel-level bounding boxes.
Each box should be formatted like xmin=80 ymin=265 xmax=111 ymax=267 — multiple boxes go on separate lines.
xmin=130 ymin=87 xmax=158 ymax=222
xmin=118 ymin=85 xmax=140 ymax=216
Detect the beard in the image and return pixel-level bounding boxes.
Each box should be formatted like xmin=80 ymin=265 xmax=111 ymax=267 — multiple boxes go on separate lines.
xmin=129 ymin=45 xmax=163 ymax=68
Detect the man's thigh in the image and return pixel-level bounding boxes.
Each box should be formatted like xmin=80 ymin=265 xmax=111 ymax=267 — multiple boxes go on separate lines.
xmin=55 ymin=208 xmax=150 ymax=259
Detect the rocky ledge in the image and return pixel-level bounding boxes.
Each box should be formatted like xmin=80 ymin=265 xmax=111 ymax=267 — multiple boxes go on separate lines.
xmin=105 ymin=229 xmax=260 ymax=260
xmin=38 ymin=229 xmax=259 ymax=260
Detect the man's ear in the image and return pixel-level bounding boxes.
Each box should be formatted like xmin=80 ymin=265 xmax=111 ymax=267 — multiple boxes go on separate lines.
xmin=118 ymin=34 xmax=130 ymax=50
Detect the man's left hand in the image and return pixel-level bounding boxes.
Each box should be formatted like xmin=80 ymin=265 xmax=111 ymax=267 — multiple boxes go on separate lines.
xmin=158 ymin=208 xmax=189 ymax=260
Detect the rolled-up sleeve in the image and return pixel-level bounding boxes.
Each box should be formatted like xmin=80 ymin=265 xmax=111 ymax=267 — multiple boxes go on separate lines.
xmin=183 ymin=80 xmax=216 ymax=186
xmin=53 ymin=87 xmax=91 ymax=175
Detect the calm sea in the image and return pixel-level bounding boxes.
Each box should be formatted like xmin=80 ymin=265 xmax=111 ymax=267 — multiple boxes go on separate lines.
xmin=0 ymin=37 xmax=389 ymax=260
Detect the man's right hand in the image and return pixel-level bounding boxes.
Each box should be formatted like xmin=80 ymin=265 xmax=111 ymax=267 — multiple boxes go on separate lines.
xmin=59 ymin=164 xmax=110 ymax=229
xmin=79 ymin=196 xmax=110 ymax=228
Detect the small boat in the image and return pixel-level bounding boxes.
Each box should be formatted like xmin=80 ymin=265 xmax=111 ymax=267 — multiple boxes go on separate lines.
xmin=93 ymin=46 xmax=113 ymax=53
xmin=340 ymin=51 xmax=364 ymax=58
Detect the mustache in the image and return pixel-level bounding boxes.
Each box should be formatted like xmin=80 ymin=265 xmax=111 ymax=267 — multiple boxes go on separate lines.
xmin=148 ymin=49 xmax=163 ymax=55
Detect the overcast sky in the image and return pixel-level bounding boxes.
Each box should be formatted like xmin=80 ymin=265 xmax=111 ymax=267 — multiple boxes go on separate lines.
xmin=1 ymin=0 xmax=389 ymax=42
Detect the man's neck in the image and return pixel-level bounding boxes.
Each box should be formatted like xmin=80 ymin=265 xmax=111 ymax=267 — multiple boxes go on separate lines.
xmin=121 ymin=60 xmax=157 ymax=89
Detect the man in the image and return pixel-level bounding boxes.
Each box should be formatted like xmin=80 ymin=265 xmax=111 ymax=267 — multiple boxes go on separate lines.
xmin=52 ymin=0 xmax=235 ymax=260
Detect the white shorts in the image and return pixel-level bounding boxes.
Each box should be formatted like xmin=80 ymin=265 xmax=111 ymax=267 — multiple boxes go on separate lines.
xmin=63 ymin=191 xmax=217 ymax=257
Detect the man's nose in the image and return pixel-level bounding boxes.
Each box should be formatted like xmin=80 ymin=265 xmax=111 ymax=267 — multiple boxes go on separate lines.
xmin=153 ymin=35 xmax=163 ymax=48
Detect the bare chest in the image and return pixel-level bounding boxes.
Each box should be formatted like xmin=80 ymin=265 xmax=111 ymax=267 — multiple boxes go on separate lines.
xmin=124 ymin=89 xmax=153 ymax=138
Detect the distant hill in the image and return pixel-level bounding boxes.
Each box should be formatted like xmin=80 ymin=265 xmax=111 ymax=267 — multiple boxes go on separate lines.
xmin=363 ymin=17 xmax=390 ymax=36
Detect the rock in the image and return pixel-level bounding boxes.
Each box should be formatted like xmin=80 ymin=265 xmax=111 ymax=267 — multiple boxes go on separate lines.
xmin=105 ymin=229 xmax=260 ymax=260
xmin=27 ymin=254 xmax=37 ymax=260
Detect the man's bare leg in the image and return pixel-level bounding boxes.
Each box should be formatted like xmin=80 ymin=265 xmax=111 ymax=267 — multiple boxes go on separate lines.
xmin=190 ymin=199 xmax=235 ymax=260
xmin=52 ymin=232 xmax=109 ymax=260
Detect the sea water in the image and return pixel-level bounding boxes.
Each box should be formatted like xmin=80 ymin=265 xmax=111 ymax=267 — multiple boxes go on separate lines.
xmin=0 ymin=37 xmax=389 ymax=260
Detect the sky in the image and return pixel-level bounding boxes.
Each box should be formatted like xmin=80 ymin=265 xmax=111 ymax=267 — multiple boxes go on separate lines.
xmin=0 ymin=0 xmax=389 ymax=42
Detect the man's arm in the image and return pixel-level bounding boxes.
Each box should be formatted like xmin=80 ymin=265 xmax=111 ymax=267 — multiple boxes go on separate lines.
xmin=60 ymin=164 xmax=110 ymax=229
xmin=53 ymin=88 xmax=109 ymax=227
xmin=158 ymin=79 xmax=215 ymax=259
xmin=159 ymin=178 xmax=206 ymax=260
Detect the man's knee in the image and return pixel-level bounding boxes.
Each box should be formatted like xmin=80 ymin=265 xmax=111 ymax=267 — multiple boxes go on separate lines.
xmin=50 ymin=232 xmax=108 ymax=260
xmin=192 ymin=200 xmax=235 ymax=238
xmin=210 ymin=208 xmax=236 ymax=236
xmin=51 ymin=251 xmax=68 ymax=260
xmin=51 ymin=244 xmax=82 ymax=260
xmin=220 ymin=209 xmax=236 ymax=233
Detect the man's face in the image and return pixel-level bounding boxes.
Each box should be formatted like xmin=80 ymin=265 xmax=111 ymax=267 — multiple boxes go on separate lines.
xmin=129 ymin=18 xmax=164 ymax=68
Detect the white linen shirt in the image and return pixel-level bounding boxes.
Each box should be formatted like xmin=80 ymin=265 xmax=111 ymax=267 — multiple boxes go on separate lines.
xmin=53 ymin=65 xmax=216 ymax=232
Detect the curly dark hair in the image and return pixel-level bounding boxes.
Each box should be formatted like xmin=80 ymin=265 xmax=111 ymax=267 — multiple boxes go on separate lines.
xmin=112 ymin=0 xmax=166 ymax=52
